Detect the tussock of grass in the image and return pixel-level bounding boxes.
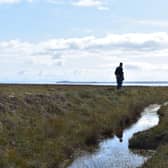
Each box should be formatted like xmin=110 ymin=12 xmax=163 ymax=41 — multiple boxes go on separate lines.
xmin=0 ymin=85 xmax=167 ymax=167
xmin=142 ymin=144 xmax=168 ymax=168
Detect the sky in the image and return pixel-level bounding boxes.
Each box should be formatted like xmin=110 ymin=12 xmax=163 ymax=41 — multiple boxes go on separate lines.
xmin=0 ymin=0 xmax=168 ymax=83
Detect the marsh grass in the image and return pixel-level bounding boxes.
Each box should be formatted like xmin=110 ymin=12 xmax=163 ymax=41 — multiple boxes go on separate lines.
xmin=0 ymin=85 xmax=167 ymax=167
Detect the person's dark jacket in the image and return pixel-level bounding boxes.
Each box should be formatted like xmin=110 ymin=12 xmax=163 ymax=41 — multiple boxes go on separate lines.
xmin=115 ymin=66 xmax=124 ymax=81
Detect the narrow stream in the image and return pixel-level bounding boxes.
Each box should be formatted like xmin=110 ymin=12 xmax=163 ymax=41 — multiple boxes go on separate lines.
xmin=68 ymin=104 xmax=160 ymax=168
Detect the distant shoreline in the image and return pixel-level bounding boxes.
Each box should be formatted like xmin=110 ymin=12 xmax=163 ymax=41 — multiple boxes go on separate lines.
xmin=0 ymin=81 xmax=168 ymax=86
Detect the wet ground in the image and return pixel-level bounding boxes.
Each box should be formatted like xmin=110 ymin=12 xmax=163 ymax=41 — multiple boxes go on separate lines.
xmin=68 ymin=104 xmax=160 ymax=168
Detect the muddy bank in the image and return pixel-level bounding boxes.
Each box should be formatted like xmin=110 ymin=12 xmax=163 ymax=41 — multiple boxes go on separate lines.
xmin=129 ymin=104 xmax=168 ymax=168
xmin=129 ymin=104 xmax=168 ymax=150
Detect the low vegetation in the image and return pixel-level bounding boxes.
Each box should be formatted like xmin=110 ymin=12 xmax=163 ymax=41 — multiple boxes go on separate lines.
xmin=0 ymin=85 xmax=167 ymax=168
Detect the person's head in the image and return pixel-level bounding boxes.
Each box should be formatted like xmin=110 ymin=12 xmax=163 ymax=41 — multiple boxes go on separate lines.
xmin=119 ymin=62 xmax=123 ymax=67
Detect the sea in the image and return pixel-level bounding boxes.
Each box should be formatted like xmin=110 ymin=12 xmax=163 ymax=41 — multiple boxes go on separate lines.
xmin=55 ymin=81 xmax=168 ymax=86
xmin=1 ymin=81 xmax=168 ymax=86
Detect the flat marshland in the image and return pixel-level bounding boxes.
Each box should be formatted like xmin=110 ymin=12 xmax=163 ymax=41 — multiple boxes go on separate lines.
xmin=0 ymin=85 xmax=167 ymax=168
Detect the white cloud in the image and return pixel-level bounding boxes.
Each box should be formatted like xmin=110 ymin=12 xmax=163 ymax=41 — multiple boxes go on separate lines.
xmin=0 ymin=0 xmax=20 ymax=3
xmin=0 ymin=0 xmax=32 ymax=4
xmin=0 ymin=0 xmax=109 ymax=10
xmin=0 ymin=32 xmax=168 ymax=82
xmin=47 ymin=0 xmax=65 ymax=4
xmin=72 ymin=0 xmax=109 ymax=10
xmin=35 ymin=32 xmax=168 ymax=51
xmin=73 ymin=0 xmax=102 ymax=7
xmin=136 ymin=20 xmax=168 ymax=28
xmin=48 ymin=0 xmax=109 ymax=10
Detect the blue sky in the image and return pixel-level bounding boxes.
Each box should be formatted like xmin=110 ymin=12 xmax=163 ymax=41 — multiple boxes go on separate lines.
xmin=1 ymin=0 xmax=168 ymax=40
xmin=0 ymin=0 xmax=168 ymax=83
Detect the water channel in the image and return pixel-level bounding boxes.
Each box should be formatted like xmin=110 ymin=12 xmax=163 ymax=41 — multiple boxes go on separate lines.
xmin=68 ymin=104 xmax=161 ymax=168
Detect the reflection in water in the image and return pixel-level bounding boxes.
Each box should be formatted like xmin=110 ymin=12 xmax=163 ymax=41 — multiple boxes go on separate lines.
xmin=116 ymin=127 xmax=124 ymax=143
xmin=68 ymin=104 xmax=160 ymax=168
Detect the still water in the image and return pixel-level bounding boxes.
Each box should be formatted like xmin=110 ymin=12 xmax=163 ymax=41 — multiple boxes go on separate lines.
xmin=68 ymin=104 xmax=160 ymax=168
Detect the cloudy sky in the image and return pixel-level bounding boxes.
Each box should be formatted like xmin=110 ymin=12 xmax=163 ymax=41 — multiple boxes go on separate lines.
xmin=0 ymin=0 xmax=168 ymax=83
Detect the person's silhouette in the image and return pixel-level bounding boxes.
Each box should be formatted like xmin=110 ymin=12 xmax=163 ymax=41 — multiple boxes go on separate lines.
xmin=115 ymin=63 xmax=124 ymax=89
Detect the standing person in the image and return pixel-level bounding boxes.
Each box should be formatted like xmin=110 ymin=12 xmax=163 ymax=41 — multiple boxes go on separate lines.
xmin=115 ymin=63 xmax=124 ymax=89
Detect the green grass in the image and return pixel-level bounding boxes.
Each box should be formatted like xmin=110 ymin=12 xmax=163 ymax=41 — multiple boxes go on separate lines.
xmin=0 ymin=85 xmax=167 ymax=167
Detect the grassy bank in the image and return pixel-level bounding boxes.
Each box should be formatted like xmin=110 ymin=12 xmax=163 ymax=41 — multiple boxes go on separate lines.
xmin=0 ymin=85 xmax=167 ymax=168
xmin=129 ymin=103 xmax=168 ymax=168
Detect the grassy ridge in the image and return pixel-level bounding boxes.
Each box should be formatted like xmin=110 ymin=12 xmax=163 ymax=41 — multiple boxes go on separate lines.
xmin=129 ymin=103 xmax=168 ymax=168
xmin=0 ymin=85 xmax=167 ymax=167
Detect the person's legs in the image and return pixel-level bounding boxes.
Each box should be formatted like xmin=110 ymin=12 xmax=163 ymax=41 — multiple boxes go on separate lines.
xmin=117 ymin=78 xmax=120 ymax=89
xmin=117 ymin=78 xmax=123 ymax=89
xmin=119 ymin=80 xmax=123 ymax=89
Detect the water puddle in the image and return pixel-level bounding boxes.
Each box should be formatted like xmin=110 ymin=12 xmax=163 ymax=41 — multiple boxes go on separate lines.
xmin=68 ymin=104 xmax=160 ymax=168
